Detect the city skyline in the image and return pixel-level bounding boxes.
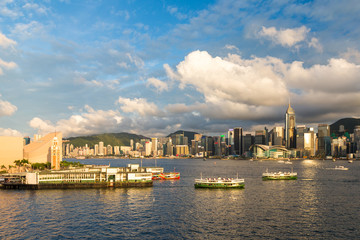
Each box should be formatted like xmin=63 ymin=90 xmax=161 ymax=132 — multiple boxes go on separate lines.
xmin=1 ymin=0 xmax=360 ymax=138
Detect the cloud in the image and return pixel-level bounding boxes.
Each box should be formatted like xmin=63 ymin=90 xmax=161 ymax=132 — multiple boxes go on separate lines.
xmin=117 ymin=97 xmax=163 ymax=117
xmin=258 ymin=26 xmax=313 ymax=48
xmin=147 ymin=77 xmax=169 ymax=92
xmin=29 ymin=117 xmax=55 ymax=134
xmin=0 ymin=32 xmax=17 ymax=48
xmin=126 ymin=53 xmax=144 ymax=69
xmin=308 ymin=37 xmax=323 ymax=52
xmin=341 ymin=48 xmax=360 ymax=64
xmin=285 ymin=58 xmax=360 ymax=93
xmin=224 ymin=44 xmax=239 ymax=51
xmin=163 ymin=50 xmax=360 ymax=124
xmin=10 ymin=21 xmax=45 ymax=39
xmin=0 ymin=98 xmax=17 ymax=117
xmin=166 ymin=50 xmax=288 ymax=107
xmin=74 ymin=73 xmax=120 ymax=89
xmin=30 ymin=105 xmax=127 ymax=137
xmin=166 ymin=6 xmax=187 ymax=20
xmin=0 ymin=5 xmax=22 ymax=19
xmin=22 ymin=3 xmax=47 ymax=14
xmin=0 ymin=128 xmax=22 ymax=137
xmin=0 ymin=58 xmax=17 ymax=75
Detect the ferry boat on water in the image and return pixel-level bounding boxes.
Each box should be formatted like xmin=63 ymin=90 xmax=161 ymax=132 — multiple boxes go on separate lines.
xmin=262 ymin=169 xmax=297 ymax=180
xmin=194 ymin=175 xmax=245 ymax=189
xmin=152 ymin=172 xmax=180 ymax=180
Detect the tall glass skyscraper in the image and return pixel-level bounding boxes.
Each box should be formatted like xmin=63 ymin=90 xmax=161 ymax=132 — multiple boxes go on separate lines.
xmin=234 ymin=127 xmax=243 ymax=156
xmin=285 ymin=103 xmax=296 ymax=149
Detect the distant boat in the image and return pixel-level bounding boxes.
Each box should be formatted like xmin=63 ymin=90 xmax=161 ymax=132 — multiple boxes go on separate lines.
xmin=326 ymin=166 xmax=348 ymax=171
xmin=277 ymin=160 xmax=285 ymax=163
xmin=348 ymin=160 xmax=353 ymax=163
xmin=194 ymin=175 xmax=245 ymax=189
xmin=152 ymin=172 xmax=180 ymax=180
xmin=284 ymin=160 xmax=293 ymax=165
xmin=262 ymin=169 xmax=297 ymax=180
xmin=203 ymin=158 xmax=206 ymax=161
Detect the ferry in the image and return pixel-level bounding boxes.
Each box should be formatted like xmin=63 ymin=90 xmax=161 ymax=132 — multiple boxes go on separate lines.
xmin=152 ymin=172 xmax=180 ymax=180
xmin=194 ymin=175 xmax=245 ymax=189
xmin=262 ymin=169 xmax=297 ymax=180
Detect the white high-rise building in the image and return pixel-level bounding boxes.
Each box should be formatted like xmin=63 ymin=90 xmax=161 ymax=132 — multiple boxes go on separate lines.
xmin=99 ymin=142 xmax=104 ymax=155
xmin=145 ymin=141 xmax=152 ymax=156
xmin=151 ymin=138 xmax=158 ymax=156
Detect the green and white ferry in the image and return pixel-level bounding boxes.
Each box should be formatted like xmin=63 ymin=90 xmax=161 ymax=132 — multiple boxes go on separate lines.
xmin=262 ymin=169 xmax=297 ymax=180
xmin=194 ymin=175 xmax=245 ymax=189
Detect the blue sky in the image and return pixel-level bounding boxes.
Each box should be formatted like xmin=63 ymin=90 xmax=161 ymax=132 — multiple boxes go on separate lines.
xmin=1 ymin=0 xmax=360 ymax=138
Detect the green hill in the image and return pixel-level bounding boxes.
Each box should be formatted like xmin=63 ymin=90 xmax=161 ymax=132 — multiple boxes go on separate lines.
xmin=65 ymin=132 xmax=149 ymax=148
xmin=330 ymin=118 xmax=360 ymax=137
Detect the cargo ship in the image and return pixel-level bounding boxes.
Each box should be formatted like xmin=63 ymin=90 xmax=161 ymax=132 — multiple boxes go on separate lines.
xmin=194 ymin=175 xmax=245 ymax=189
xmin=262 ymin=169 xmax=297 ymax=180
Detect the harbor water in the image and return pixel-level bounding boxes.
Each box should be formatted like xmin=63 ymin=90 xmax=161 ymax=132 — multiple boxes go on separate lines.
xmin=1 ymin=159 xmax=359 ymax=239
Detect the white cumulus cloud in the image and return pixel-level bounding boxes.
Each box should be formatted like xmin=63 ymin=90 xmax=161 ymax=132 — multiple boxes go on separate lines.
xmin=0 ymin=128 xmax=22 ymax=137
xmin=117 ymin=97 xmax=163 ymax=117
xmin=0 ymin=32 xmax=17 ymax=48
xmin=166 ymin=50 xmax=288 ymax=107
xmin=258 ymin=26 xmax=313 ymax=48
xmin=30 ymin=105 xmax=126 ymax=137
xmin=0 ymin=98 xmax=17 ymax=117
xmin=147 ymin=77 xmax=169 ymax=92
xmin=285 ymin=58 xmax=360 ymax=93
xmin=0 ymin=58 xmax=17 ymax=75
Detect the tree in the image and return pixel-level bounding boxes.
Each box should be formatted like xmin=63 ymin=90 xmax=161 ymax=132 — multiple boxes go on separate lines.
xmin=14 ymin=159 xmax=30 ymax=167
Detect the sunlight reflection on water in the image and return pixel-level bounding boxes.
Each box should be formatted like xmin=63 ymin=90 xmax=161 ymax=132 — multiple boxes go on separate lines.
xmin=0 ymin=159 xmax=359 ymax=239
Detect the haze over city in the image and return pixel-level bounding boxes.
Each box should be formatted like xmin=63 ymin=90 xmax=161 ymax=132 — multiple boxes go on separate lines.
xmin=1 ymin=0 xmax=360 ymax=138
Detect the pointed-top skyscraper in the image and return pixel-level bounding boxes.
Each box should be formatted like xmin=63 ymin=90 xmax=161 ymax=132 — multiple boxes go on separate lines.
xmin=285 ymin=102 xmax=296 ymax=149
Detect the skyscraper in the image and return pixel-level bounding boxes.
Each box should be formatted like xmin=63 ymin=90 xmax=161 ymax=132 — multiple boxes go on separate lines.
xmin=234 ymin=127 xmax=243 ymax=156
xmin=151 ymin=138 xmax=158 ymax=156
xmin=270 ymin=126 xmax=284 ymax=146
xmin=99 ymin=141 xmax=104 ymax=155
xmin=318 ymin=124 xmax=331 ymax=157
xmin=285 ymin=103 xmax=296 ymax=149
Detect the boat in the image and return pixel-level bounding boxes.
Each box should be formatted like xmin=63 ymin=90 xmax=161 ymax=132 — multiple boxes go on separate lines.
xmin=194 ymin=175 xmax=245 ymax=189
xmin=348 ymin=160 xmax=353 ymax=163
xmin=284 ymin=160 xmax=293 ymax=165
xmin=277 ymin=160 xmax=285 ymax=163
xmin=262 ymin=169 xmax=297 ymax=180
xmin=152 ymin=172 xmax=180 ymax=180
xmin=326 ymin=166 xmax=349 ymax=171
